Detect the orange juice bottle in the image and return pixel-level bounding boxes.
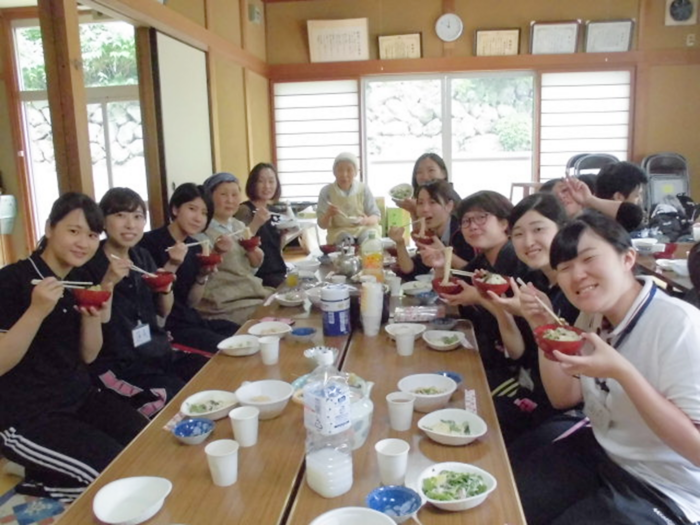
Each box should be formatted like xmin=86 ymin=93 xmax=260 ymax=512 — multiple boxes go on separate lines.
xmin=360 ymin=231 xmax=384 ymax=283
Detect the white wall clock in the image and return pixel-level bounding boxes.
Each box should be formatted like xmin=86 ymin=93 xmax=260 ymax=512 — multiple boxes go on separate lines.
xmin=435 ymin=13 xmax=464 ymax=42
xmin=665 ymin=0 xmax=698 ymax=26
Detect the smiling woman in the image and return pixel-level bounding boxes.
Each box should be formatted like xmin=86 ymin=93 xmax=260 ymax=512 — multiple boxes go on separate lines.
xmin=513 ymin=211 xmax=700 ymax=524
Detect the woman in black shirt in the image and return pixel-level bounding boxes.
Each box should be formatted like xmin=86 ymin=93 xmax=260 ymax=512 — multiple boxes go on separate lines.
xmin=0 ymin=193 xmax=146 ymax=501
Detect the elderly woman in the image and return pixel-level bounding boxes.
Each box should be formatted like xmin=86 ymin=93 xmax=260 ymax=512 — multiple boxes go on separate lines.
xmin=197 ymin=172 xmax=273 ymax=326
xmin=317 ymin=152 xmax=381 ymax=244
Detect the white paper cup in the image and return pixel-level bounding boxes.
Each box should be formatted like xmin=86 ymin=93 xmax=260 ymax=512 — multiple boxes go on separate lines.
xmin=375 ymin=438 xmax=410 ymax=486
xmin=395 ymin=330 xmax=415 ymax=356
xmin=693 ymin=224 xmax=700 ymax=242
xmin=387 ymin=276 xmax=402 ymax=297
xmin=205 ymin=439 xmax=239 ymax=487
xmin=330 ymin=275 xmax=347 ymax=284
xmin=229 ymin=406 xmax=259 ymax=448
xmin=259 ymin=336 xmax=281 ymax=365
xmin=362 ymin=314 xmax=381 ymax=337
xmin=386 ymin=391 xmax=415 ymax=431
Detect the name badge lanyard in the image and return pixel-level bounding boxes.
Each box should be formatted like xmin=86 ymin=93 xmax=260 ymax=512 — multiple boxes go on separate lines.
xmin=596 ymin=284 xmax=657 ymax=393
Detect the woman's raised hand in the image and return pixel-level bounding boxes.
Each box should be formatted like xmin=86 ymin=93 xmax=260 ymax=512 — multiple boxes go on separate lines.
xmin=439 ymin=279 xmax=481 ymax=306
xmin=419 ymin=245 xmax=445 ymax=269
xmin=103 ymin=254 xmax=131 ymax=288
xmin=166 ymin=241 xmax=188 ymax=268
xmin=520 ymin=282 xmax=556 ymax=328
xmin=554 ymin=332 xmax=627 ymax=381
xmin=394 ymin=197 xmax=417 ymax=217
xmin=388 ymin=226 xmax=406 ymax=245
xmin=251 ymin=206 xmax=271 ymax=229
xmin=30 ymin=277 xmax=64 ymax=317
xmin=214 ymin=234 xmax=234 ymax=254
xmin=486 ymin=277 xmax=523 ymax=316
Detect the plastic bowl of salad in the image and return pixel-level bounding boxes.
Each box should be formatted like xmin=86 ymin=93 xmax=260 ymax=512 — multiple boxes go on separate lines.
xmin=417 ymin=462 xmax=497 ymax=511
xmin=418 ymin=408 xmax=487 ymax=446
xmin=422 ymin=330 xmax=463 ymax=351
xmin=534 ymin=323 xmax=585 ymax=361
xmin=472 ymin=271 xmax=510 ymax=296
xmin=397 ymin=373 xmax=456 ymax=413
xmin=389 ymin=183 xmax=414 ymax=201
xmin=180 ymin=390 xmax=238 ymax=421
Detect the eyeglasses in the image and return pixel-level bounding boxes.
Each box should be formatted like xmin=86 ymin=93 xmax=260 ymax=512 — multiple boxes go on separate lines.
xmin=460 ymin=212 xmax=490 ymax=228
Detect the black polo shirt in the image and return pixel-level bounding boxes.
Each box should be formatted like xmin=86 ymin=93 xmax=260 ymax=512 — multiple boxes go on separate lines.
xmin=81 ymin=244 xmax=172 ymax=376
xmin=138 ymin=226 xmax=207 ymax=333
xmin=236 ymin=201 xmax=286 ymax=288
xmin=0 ymin=254 xmax=92 ymax=428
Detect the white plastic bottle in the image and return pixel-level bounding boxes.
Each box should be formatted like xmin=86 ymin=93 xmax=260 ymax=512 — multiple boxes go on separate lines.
xmin=303 ymin=349 xmax=353 ymax=498
xmin=361 ymin=230 xmax=384 ymax=283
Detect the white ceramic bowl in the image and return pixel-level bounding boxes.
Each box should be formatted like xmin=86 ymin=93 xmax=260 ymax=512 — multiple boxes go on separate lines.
xmin=417 ymin=462 xmax=497 ymax=511
xmin=275 ymin=291 xmax=306 ymax=307
xmin=397 ymin=373 xmax=456 ymax=413
xmin=93 ymin=476 xmax=172 ymax=525
xmin=414 ymin=274 xmax=434 ymax=283
xmin=306 ymin=287 xmax=322 ymax=307
xmin=217 ymin=334 xmax=260 ymax=357
xmin=248 ymin=321 xmax=293 ymax=337
xmin=235 ymin=380 xmax=293 ymax=420
xmin=294 ymin=259 xmax=321 ymax=273
xmin=310 ymin=507 xmax=395 ymax=525
xmin=422 ymin=330 xmax=464 ymax=351
xmin=401 ymin=281 xmax=432 ymax=296
xmin=418 ymin=408 xmax=488 ymax=446
xmin=180 ymin=390 xmax=238 ymax=420
xmin=389 ymin=183 xmax=414 ymax=201
xmin=670 ymin=259 xmax=690 ymax=276
xmin=632 ymin=238 xmax=657 ymax=255
xmin=385 ymin=323 xmax=426 ymax=341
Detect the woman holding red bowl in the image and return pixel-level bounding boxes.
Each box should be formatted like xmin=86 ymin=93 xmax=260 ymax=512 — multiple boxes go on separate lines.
xmin=139 ymin=183 xmax=238 ymax=353
xmin=513 ymin=211 xmax=700 ymax=524
xmin=197 ymin=172 xmax=273 ymax=326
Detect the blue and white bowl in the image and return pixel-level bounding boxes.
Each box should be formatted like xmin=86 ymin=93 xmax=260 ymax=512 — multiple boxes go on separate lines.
xmin=433 ymin=370 xmax=464 ymax=391
xmin=289 ymin=326 xmax=317 ymax=343
xmin=172 ymin=418 xmax=215 ymax=445
xmin=366 ymin=485 xmax=422 ymax=524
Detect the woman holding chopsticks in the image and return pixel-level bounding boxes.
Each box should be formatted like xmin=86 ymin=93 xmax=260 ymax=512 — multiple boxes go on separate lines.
xmin=388 ymin=179 xmax=473 ymax=279
xmin=139 ymin=183 xmax=238 ymax=354
xmin=235 ymin=163 xmax=293 ymax=288
xmin=0 ymin=192 xmax=147 ymax=502
xmin=197 ymin=172 xmax=273 ymax=326
xmin=513 ymin=211 xmax=700 ymax=525
xmin=80 ymin=188 xmax=207 ymax=418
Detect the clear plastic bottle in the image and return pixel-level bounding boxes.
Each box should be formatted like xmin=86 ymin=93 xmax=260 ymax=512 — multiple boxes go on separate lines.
xmin=361 ymin=230 xmax=384 ymax=282
xmin=303 ymin=350 xmax=353 ymax=498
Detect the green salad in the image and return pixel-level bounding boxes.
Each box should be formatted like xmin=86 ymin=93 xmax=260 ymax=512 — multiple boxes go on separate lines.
xmin=422 ymin=470 xmax=487 ymax=501
xmin=428 ymin=419 xmax=470 ymax=435
xmin=412 ymin=386 xmax=444 ymax=395
xmin=440 ymin=335 xmax=459 ymax=345
xmin=188 ymin=399 xmax=224 ymax=414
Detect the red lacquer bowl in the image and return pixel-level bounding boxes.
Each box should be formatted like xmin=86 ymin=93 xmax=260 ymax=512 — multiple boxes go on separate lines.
xmin=142 ymin=271 xmax=175 ymax=291
xmin=473 ymin=275 xmax=510 ymax=296
xmin=320 ymin=244 xmax=338 ymax=255
xmin=534 ymin=324 xmax=585 ymax=362
xmin=411 ymin=232 xmax=435 ymax=245
xmin=72 ymin=288 xmax=111 ymax=308
xmin=196 ymin=253 xmax=223 ymax=268
xmin=386 ymin=246 xmax=398 ymax=257
xmin=432 ymin=277 xmax=462 ymax=295
xmin=238 ymin=236 xmax=261 ymax=252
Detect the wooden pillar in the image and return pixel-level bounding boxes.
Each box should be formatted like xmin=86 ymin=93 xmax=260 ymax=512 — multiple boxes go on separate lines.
xmin=135 ymin=27 xmax=165 ymax=227
xmin=38 ymin=0 xmax=94 ymax=196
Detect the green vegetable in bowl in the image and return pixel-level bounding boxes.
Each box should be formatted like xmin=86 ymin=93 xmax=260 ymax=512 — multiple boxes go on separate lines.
xmin=390 ymin=184 xmax=413 ymax=200
xmin=440 ymin=335 xmax=459 ymax=345
xmin=422 ymin=470 xmax=487 ymax=501
xmin=188 ymin=399 xmax=224 ymax=414
xmin=428 ymin=419 xmax=470 ymax=435
xmin=412 ymin=386 xmax=445 ymax=395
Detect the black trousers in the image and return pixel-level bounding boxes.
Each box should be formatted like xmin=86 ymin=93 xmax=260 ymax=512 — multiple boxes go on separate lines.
xmin=0 ymin=390 xmax=147 ymax=502
xmin=513 ymin=427 xmax=695 ymax=525
xmin=170 ymin=318 xmax=238 ymax=354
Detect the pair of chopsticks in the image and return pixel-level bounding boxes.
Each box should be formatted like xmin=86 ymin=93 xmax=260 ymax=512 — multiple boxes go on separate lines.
xmin=30 ymin=279 xmax=92 ymax=289
xmin=516 ymin=277 xmax=565 ymax=326
xmin=450 ymin=269 xmax=474 ymax=277
xmin=109 ymin=254 xmax=158 ymax=278
xmin=164 ymin=239 xmax=210 ymax=252
xmin=397 ymin=218 xmax=424 ymax=229
xmin=220 ymin=228 xmax=245 ymax=238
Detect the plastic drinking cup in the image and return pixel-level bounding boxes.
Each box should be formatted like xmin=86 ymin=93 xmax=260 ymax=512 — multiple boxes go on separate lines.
xmin=259 ymin=336 xmax=281 ymax=365
xmin=386 ymin=392 xmax=415 ymax=431
xmin=205 ymin=439 xmax=239 ymax=487
xmin=229 ymin=406 xmax=259 ymax=448
xmin=375 ymin=438 xmax=410 ymax=486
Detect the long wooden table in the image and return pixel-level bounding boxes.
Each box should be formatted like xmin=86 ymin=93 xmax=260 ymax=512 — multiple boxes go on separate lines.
xmin=635 ymin=242 xmax=693 ymax=294
xmin=57 ymin=298 xmax=526 ymax=524
xmin=287 ymin=322 xmax=526 ymax=525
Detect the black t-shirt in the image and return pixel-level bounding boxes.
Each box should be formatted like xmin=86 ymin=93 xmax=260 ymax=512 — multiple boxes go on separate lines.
xmin=138 ymin=226 xmax=207 ymax=332
xmin=80 ymin=244 xmax=173 ymax=376
xmin=409 ymin=216 xmax=475 ymax=279
xmin=460 ymin=242 xmax=543 ymax=373
xmin=0 ymin=255 xmax=92 ymax=427
xmin=236 ymin=201 xmax=286 ymax=288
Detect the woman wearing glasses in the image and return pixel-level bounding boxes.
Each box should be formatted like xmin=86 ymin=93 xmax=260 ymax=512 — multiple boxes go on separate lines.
xmin=514 ymin=211 xmax=700 ymax=525
xmin=437 ymin=191 xmax=542 ymax=409
xmin=388 ymin=180 xmax=473 ymax=279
